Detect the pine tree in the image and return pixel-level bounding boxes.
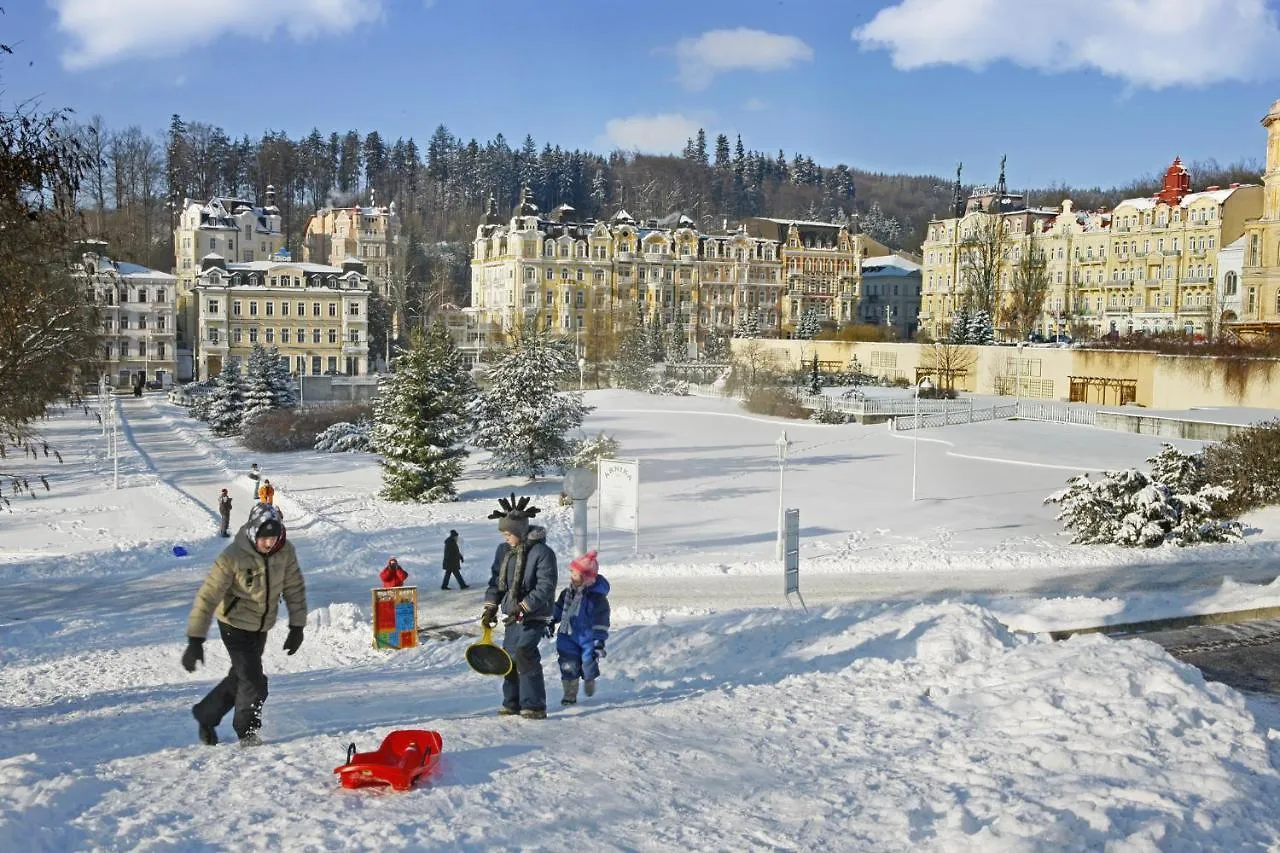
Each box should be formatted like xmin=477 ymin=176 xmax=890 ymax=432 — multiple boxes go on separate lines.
xmin=966 ymin=309 xmax=995 ymax=344
xmin=371 ymin=323 xmax=475 ymax=502
xmin=809 ymin=352 xmax=822 ymax=395
xmin=470 ymin=333 xmax=591 ymax=478
xmin=645 ymin=313 xmax=666 ymax=362
xmin=665 ymin=312 xmax=688 ymax=363
xmin=948 ymin=307 xmax=972 ymax=344
xmin=703 ymin=329 xmax=729 ymax=361
xmin=744 ymin=311 xmax=760 ymax=338
xmin=612 ymin=324 xmax=652 ymax=390
xmin=265 ymin=346 xmax=297 ymax=408
xmin=207 ymin=359 xmax=246 ymax=437
xmin=241 ymin=344 xmax=275 ymax=423
xmin=796 ymin=309 xmax=820 ymax=340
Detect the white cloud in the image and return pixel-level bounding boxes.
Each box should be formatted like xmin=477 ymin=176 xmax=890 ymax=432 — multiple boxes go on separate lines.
xmin=743 ymin=97 xmax=768 ymax=111
xmin=601 ymin=114 xmax=703 ymax=155
xmin=853 ymin=0 xmax=1280 ymax=89
xmin=674 ymin=28 xmax=813 ymax=91
xmin=52 ymin=0 xmax=384 ymax=70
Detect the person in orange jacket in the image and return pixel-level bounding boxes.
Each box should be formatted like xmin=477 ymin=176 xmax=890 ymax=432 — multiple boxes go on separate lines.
xmin=257 ymin=479 xmax=275 ymax=505
xmin=380 ymin=557 xmax=408 ymax=588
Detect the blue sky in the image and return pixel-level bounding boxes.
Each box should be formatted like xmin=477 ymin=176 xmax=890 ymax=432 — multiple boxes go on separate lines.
xmin=6 ymin=0 xmax=1280 ymax=189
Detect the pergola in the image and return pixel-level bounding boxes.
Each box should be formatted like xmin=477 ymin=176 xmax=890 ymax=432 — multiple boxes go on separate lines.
xmin=1068 ymin=375 xmax=1137 ymax=405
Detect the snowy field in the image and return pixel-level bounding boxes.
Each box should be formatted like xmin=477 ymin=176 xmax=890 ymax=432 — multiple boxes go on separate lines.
xmin=3 ymin=391 xmax=1280 ymax=849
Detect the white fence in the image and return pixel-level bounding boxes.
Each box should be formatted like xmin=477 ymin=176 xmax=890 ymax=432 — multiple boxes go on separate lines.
xmin=892 ymin=400 xmax=1095 ymax=431
xmin=1012 ymin=400 xmax=1099 ymax=426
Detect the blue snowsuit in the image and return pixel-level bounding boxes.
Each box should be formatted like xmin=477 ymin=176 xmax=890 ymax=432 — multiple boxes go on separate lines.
xmin=553 ymin=575 xmax=610 ymax=683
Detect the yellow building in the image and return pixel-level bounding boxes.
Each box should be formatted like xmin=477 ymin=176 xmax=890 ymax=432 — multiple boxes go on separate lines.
xmin=920 ymin=159 xmax=1262 ymax=341
xmin=301 ymin=195 xmax=398 ymax=297
xmin=191 ymin=255 xmax=371 ymax=382
xmin=1238 ymin=98 xmax=1280 ymax=337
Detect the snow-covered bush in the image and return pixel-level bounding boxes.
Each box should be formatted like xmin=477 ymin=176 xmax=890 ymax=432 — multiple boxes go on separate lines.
xmin=565 ymin=432 xmax=620 ymax=471
xmin=646 ymin=378 xmax=689 ymax=396
xmin=1045 ymin=444 xmax=1241 ymax=547
xmin=1200 ymin=419 xmax=1280 ymax=515
xmin=314 ymin=420 xmax=372 ymax=453
xmin=809 ymin=407 xmax=848 ymax=424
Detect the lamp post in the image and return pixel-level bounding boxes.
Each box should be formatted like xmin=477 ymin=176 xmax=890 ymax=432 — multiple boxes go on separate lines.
xmin=912 ymin=377 xmax=934 ymax=502
xmin=578 ymin=356 xmax=586 ymax=393
xmin=775 ymin=430 xmax=789 ymax=561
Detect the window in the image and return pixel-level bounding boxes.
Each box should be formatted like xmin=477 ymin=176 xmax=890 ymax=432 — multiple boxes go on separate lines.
xmin=249 ymin=328 xmax=258 ymax=343
xmin=155 ymin=288 xmax=166 ymax=303
xmin=208 ymin=329 xmax=219 ymax=344
xmin=281 ymin=301 xmax=290 ymax=317
xmin=575 ymin=290 xmax=585 ymax=308
xmin=312 ymin=356 xmax=322 ymax=375
xmin=563 ymin=290 xmax=571 ymax=305
xmin=233 ymin=328 xmax=242 ymax=343
xmin=328 ymin=302 xmax=337 ymax=317
xmin=157 ymin=343 xmax=166 ymax=359
xmin=297 ymin=302 xmax=305 ymax=316
xmin=1225 ymin=271 xmax=1238 ymax=296
xmin=328 ymin=329 xmax=338 ymax=344
xmin=265 ymin=302 xmax=274 ymax=317
xmin=265 ymin=328 xmax=274 ymax=344
xmin=298 ymin=328 xmax=305 ymax=343
xmin=281 ymin=328 xmax=290 ymax=343
xmin=120 ymin=316 xmax=130 ymax=330
xmin=104 ymin=343 xmax=113 ymax=359
xmin=207 ymin=299 xmax=219 ymax=314
xmin=249 ymin=301 xmax=258 ymax=317
xmin=312 ymin=302 xmax=321 ymax=317
xmin=327 ymin=357 xmax=338 ymax=373
xmin=312 ymin=329 xmax=321 ymax=344
xmin=348 ymin=302 xmax=360 ymax=316
xmin=349 ymin=329 xmax=360 ymax=343
xmin=232 ymin=301 xmax=242 ymax=317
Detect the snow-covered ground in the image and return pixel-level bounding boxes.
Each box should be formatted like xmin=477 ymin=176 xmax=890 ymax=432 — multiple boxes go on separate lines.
xmin=3 ymin=391 xmax=1280 ymax=850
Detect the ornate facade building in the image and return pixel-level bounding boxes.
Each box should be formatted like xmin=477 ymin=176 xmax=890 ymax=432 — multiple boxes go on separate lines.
xmin=920 ymin=158 xmax=1263 ymax=341
xmin=78 ymin=242 xmax=178 ymax=388
xmin=1238 ymin=98 xmax=1280 ymax=337
xmin=190 ymin=255 xmax=371 ymax=381
xmin=468 ymin=191 xmax=890 ymax=357
xmin=301 ymin=194 xmax=398 ymax=298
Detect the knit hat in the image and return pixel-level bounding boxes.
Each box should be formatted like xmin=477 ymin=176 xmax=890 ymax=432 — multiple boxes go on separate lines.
xmin=570 ymin=550 xmax=599 ymax=583
xmin=220 ymin=488 xmax=228 ymax=495
xmin=257 ymin=519 xmax=283 ymax=539
xmin=245 ymin=502 xmax=284 ymax=541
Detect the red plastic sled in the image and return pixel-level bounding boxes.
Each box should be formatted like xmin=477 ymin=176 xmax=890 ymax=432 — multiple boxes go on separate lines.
xmin=333 ymin=729 xmax=443 ymax=791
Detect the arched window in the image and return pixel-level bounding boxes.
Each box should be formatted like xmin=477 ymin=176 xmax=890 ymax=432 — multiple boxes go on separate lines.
xmin=1224 ymin=271 xmax=1238 ymax=296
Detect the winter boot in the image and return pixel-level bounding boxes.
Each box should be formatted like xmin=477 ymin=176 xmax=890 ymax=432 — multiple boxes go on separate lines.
xmin=561 ymin=679 xmax=579 ymax=706
xmin=238 ymin=732 xmax=264 ymax=748
xmin=519 ymin=708 xmax=547 ymax=720
xmin=498 ymin=706 xmax=520 ymax=716
xmin=583 ymin=679 xmax=596 ymax=698
xmin=193 ymin=706 xmax=218 ymax=746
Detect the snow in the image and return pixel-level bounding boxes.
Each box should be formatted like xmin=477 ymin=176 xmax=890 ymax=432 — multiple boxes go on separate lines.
xmin=3 ymin=391 xmax=1280 ymax=848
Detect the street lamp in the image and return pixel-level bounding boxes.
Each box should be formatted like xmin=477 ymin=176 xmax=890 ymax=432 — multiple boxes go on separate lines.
xmin=775 ymin=430 xmax=789 ymax=560
xmin=912 ymin=377 xmax=934 ymax=502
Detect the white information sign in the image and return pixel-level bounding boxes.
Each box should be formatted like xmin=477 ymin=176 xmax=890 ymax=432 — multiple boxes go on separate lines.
xmin=597 ymin=459 xmax=640 ymax=549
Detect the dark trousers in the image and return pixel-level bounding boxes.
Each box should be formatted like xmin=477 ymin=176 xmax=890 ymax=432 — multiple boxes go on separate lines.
xmin=501 ymin=621 xmax=547 ymax=712
xmin=193 ymin=621 xmax=269 ymax=738
xmin=441 ymin=567 xmax=467 ymax=589
xmin=219 ymin=511 xmax=231 ymax=536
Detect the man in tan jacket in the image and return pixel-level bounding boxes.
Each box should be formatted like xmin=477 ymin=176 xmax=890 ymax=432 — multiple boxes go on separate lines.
xmin=182 ymin=502 xmax=307 ymax=746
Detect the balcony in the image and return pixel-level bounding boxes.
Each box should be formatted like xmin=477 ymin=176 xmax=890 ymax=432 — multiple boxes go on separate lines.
xmin=1134 ymin=249 xmax=1148 ymax=257
xmin=616 ymin=251 xmax=634 ymax=262
xmin=643 ymin=252 xmax=666 ymax=263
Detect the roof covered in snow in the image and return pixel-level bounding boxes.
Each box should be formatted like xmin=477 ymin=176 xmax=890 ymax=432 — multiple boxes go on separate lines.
xmin=115 ymin=262 xmax=176 ymax=281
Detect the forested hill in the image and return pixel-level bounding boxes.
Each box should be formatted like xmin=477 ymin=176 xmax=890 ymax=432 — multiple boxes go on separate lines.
xmin=84 ymin=115 xmax=1263 ymax=297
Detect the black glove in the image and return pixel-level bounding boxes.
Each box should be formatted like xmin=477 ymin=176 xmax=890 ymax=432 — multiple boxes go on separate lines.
xmin=283 ymin=626 xmax=304 ymax=655
xmin=502 ymin=611 xmax=521 ymax=627
xmin=480 ymin=604 xmax=498 ymax=628
xmin=593 ymin=640 xmax=606 ymax=660
xmin=545 ymin=622 xmax=557 ymax=639
xmin=181 ymin=637 xmax=204 ymax=672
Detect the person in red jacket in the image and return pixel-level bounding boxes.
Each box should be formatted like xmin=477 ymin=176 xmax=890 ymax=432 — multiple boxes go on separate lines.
xmin=380 ymin=557 xmax=408 ymax=588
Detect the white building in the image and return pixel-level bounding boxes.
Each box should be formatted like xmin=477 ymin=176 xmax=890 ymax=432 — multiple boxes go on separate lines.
xmin=79 ymin=244 xmax=178 ymax=388
xmin=858 ymin=253 xmax=922 ymax=338
xmin=1217 ymin=235 xmax=1246 ymax=334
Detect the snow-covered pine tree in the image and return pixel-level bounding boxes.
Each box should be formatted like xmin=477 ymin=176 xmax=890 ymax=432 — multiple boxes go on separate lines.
xmin=613 ymin=323 xmax=652 ymax=390
xmin=241 ymin=345 xmax=275 ymax=423
xmin=703 ymin=329 xmax=729 ymax=361
xmin=469 ymin=332 xmax=591 ymax=478
xmin=370 ymin=323 xmax=475 ymax=502
xmin=1147 ymin=443 xmax=1205 ymax=493
xmin=948 ymin=307 xmax=971 ymax=344
xmin=796 ymin=310 xmax=820 ymax=340
xmin=265 ymin=346 xmax=297 ymax=408
xmin=739 ymin=311 xmax=760 ymax=338
xmin=809 ymin=352 xmax=822 ymax=395
xmin=966 ymin=309 xmax=996 ymax=344
xmin=206 ymin=359 xmax=246 ymax=437
xmin=645 ymin=314 xmax=667 ymax=362
xmin=665 ymin=313 xmax=688 ymax=364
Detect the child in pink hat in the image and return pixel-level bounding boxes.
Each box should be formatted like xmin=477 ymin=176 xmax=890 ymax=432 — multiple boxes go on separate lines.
xmin=550 ymin=550 xmax=610 ymax=705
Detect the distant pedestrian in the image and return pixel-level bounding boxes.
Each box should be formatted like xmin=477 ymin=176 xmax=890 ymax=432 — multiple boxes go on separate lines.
xmin=257 ymin=479 xmax=274 ymax=505
xmin=551 ymin=550 xmax=610 ymax=706
xmin=248 ymin=463 xmax=260 ymax=485
xmin=218 ymin=489 xmax=232 ymax=537
xmin=380 ymin=557 xmax=408 ymax=588
xmin=182 ymin=502 xmax=307 ymax=747
xmin=442 ymin=530 xmax=467 ymax=590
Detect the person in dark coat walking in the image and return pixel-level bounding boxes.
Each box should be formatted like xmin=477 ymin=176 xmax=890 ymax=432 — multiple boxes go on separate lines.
xmin=442 ymin=530 xmax=467 ymax=590
xmin=218 ymin=489 xmax=233 ymax=537
xmin=480 ymin=496 xmax=557 ymax=719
